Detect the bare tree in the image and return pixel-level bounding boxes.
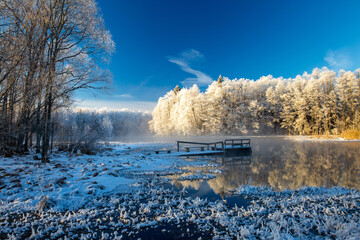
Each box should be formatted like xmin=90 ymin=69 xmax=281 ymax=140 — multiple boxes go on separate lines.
xmin=0 ymin=0 xmax=114 ymax=160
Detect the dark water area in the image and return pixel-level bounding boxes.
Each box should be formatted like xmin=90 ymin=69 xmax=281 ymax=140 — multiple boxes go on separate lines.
xmin=167 ymin=136 xmax=359 ymax=195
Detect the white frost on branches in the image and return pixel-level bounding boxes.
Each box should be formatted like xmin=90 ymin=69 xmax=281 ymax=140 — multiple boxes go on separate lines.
xmin=150 ymin=67 xmax=360 ymax=136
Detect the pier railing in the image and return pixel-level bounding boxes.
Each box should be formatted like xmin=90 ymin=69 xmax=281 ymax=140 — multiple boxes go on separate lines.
xmin=176 ymin=141 xmax=224 ymax=152
xmin=224 ymin=139 xmax=251 ymax=148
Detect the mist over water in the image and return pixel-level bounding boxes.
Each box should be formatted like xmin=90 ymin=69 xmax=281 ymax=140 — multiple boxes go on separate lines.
xmin=112 ymin=135 xmax=265 ymax=144
xmin=142 ymin=136 xmax=360 ymax=191
xmin=219 ymin=137 xmax=359 ymax=190
xmin=111 ymin=134 xmax=178 ymax=144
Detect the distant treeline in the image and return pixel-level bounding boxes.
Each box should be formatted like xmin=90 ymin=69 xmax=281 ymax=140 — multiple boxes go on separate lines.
xmin=53 ymin=110 xmax=151 ymax=153
xmin=150 ymin=67 xmax=360 ymax=136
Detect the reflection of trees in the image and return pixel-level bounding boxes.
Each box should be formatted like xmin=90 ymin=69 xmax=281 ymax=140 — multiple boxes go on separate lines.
xmin=252 ymin=139 xmax=360 ymax=190
xmin=172 ymin=180 xmax=202 ymax=190
xmin=210 ymin=139 xmax=359 ymax=191
xmin=168 ymin=169 xmax=204 ymax=190
xmin=208 ymin=176 xmax=227 ymax=194
xmin=169 ymin=138 xmax=359 ymax=193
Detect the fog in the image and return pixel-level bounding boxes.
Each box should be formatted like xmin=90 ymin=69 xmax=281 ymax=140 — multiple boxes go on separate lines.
xmin=171 ymin=136 xmax=360 ymax=190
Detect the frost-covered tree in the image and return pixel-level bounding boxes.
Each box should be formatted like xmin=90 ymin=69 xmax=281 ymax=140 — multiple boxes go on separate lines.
xmin=101 ymin=116 xmax=113 ymax=142
xmin=150 ymin=90 xmax=178 ymax=135
xmin=317 ymin=68 xmax=337 ymax=134
xmin=265 ymin=79 xmax=286 ymax=134
xmin=0 ymin=0 xmax=114 ymax=160
xmin=336 ymin=70 xmax=358 ymax=131
xmin=203 ymin=80 xmax=226 ymax=134
xmin=172 ymin=85 xmax=204 ymax=135
xmin=174 ymin=85 xmax=181 ymax=94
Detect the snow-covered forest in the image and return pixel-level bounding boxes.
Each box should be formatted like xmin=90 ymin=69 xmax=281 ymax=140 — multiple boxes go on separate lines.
xmin=150 ymin=67 xmax=360 ymax=136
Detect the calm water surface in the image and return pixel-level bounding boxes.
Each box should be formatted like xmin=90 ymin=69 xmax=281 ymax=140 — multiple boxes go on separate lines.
xmin=167 ymin=136 xmax=359 ymax=195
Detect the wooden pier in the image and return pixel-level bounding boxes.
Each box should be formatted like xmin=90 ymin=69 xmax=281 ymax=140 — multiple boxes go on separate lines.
xmin=222 ymin=139 xmax=252 ymax=157
xmin=174 ymin=139 xmax=252 ymax=157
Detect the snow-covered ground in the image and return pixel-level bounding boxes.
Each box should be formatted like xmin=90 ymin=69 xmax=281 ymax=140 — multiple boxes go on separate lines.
xmin=0 ymin=143 xmax=176 ymax=212
xmin=0 ymin=143 xmax=359 ymax=239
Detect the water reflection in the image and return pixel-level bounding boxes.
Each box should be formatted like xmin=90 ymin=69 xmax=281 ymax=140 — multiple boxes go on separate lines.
xmin=165 ymin=181 xmax=250 ymax=208
xmin=170 ymin=137 xmax=359 ymax=192
xmin=249 ymin=138 xmax=360 ymax=190
xmin=218 ymin=156 xmax=252 ymax=167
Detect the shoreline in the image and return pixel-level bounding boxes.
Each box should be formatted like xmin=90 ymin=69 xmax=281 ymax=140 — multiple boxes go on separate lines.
xmin=287 ymin=135 xmax=360 ymax=142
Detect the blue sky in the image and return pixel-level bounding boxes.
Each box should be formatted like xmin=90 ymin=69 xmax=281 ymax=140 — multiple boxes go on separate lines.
xmin=76 ymin=0 xmax=360 ymax=111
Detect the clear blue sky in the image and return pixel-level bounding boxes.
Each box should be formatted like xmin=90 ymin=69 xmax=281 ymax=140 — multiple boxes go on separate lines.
xmin=76 ymin=0 xmax=360 ymax=111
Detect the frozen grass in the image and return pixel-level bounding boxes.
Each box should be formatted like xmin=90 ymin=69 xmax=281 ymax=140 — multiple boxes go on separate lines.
xmin=340 ymin=129 xmax=360 ymax=140
xmin=0 ymin=143 xmax=359 ymax=239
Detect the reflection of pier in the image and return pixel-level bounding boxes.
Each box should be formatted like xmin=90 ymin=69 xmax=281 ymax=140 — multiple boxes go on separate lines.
xmin=174 ymin=139 xmax=252 ymax=157
xmin=219 ymin=156 xmax=252 ymax=166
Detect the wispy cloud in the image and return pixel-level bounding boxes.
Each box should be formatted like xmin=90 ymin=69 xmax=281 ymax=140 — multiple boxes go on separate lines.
xmin=75 ymin=99 xmax=156 ymax=112
xmin=324 ymin=45 xmax=360 ymax=71
xmin=168 ymin=49 xmax=213 ymax=87
xmin=114 ymin=94 xmax=133 ymax=99
xmin=179 ymin=48 xmax=205 ymax=62
xmin=324 ymin=50 xmax=353 ymax=71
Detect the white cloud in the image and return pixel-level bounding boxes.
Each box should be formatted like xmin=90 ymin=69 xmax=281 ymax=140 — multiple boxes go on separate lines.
xmin=169 ymin=49 xmax=213 ymax=87
xmin=324 ymin=50 xmax=352 ymax=71
xmin=324 ymin=45 xmax=360 ymax=71
xmin=180 ymin=49 xmax=204 ymax=62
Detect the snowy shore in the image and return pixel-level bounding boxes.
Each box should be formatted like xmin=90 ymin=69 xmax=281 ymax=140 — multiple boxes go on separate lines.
xmin=0 ymin=143 xmax=359 ymax=239
xmin=287 ymin=135 xmax=360 ymax=142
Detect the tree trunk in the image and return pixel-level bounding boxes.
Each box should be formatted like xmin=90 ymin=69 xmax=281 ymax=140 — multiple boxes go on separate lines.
xmin=41 ymin=91 xmax=52 ymax=163
xmin=1 ymin=94 xmax=8 ymax=152
xmin=36 ymin=102 xmax=41 ymax=153
xmin=50 ymin=118 xmax=55 ymax=154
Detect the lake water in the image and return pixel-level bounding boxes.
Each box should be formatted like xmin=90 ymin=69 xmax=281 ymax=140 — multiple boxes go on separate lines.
xmin=166 ymin=136 xmax=359 ymax=197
